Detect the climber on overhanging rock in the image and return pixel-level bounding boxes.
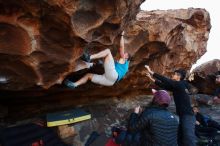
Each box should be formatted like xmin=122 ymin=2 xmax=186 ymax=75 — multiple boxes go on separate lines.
xmin=63 ymin=31 xmax=130 ymax=88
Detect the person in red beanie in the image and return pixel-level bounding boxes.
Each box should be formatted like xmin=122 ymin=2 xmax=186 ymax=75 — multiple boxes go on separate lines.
xmin=127 ymin=89 xmax=178 ymax=146
xmin=145 ymin=65 xmax=196 ymax=146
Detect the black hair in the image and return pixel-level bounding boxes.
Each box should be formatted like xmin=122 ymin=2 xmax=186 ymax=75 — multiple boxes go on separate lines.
xmin=174 ymin=69 xmax=186 ymax=80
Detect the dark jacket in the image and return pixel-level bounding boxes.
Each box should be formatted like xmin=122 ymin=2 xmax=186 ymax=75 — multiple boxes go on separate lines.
xmin=214 ymin=88 xmax=220 ymax=98
xmin=153 ymin=73 xmax=194 ymax=116
xmin=195 ymin=112 xmax=209 ymax=127
xmin=128 ymin=106 xmax=178 ymax=146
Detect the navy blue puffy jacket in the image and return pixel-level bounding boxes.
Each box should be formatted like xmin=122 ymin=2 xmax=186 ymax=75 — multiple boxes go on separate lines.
xmin=128 ymin=106 xmax=178 ymax=146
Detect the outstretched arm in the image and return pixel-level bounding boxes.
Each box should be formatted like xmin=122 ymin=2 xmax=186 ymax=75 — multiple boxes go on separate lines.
xmin=146 ymin=72 xmax=155 ymax=82
xmin=146 ymin=72 xmax=173 ymax=90
xmin=119 ymin=31 xmax=125 ymax=59
xmin=153 ymin=73 xmax=176 ymax=88
xmin=145 ymin=65 xmax=176 ymax=90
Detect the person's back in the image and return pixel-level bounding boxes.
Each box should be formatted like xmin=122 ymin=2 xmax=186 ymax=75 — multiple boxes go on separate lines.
xmin=145 ymin=66 xmax=196 ymax=146
xmin=171 ymin=80 xmax=193 ymax=116
xmin=141 ymin=106 xmax=178 ymax=146
xmin=128 ymin=90 xmax=178 ymax=146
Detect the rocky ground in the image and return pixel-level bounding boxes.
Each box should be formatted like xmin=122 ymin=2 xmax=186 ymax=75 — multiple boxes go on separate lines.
xmin=1 ymin=94 xmax=219 ymax=146
xmin=69 ymin=95 xmax=220 ymax=145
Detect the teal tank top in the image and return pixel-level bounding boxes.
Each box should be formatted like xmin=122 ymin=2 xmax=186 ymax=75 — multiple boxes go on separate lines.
xmin=115 ymin=60 xmax=129 ymax=81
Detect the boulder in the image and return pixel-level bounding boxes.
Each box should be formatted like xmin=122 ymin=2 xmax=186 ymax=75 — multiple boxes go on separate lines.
xmin=190 ymin=59 xmax=220 ymax=94
xmin=0 ymin=0 xmax=144 ymax=90
xmin=0 ymin=1 xmax=210 ymax=91
xmin=0 ymin=1 xmax=211 ymax=121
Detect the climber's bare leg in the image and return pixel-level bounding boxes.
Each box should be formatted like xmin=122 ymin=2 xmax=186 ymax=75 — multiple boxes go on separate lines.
xmin=90 ymin=49 xmax=112 ymax=60
xmin=74 ymin=73 xmax=94 ymax=87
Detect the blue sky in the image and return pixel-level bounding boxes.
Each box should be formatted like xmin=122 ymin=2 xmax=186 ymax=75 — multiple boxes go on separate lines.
xmin=141 ymin=0 xmax=220 ymax=70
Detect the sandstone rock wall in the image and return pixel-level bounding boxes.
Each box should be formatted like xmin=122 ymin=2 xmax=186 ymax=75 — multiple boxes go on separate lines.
xmin=0 ymin=1 xmax=210 ymax=92
xmin=0 ymin=1 xmax=211 ymax=121
xmin=122 ymin=9 xmax=211 ymax=92
xmin=190 ymin=59 xmax=220 ymax=94
xmin=0 ymin=0 xmax=144 ymax=90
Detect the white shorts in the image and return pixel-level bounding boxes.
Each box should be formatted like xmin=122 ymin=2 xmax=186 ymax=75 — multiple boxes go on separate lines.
xmin=91 ymin=57 xmax=118 ymax=86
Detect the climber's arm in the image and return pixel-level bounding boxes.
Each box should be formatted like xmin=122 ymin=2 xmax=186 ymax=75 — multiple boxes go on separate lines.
xmin=119 ymin=31 xmax=125 ymax=59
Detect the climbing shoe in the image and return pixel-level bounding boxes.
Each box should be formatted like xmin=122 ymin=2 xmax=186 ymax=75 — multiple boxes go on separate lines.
xmin=80 ymin=53 xmax=91 ymax=62
xmin=63 ymin=79 xmax=76 ymax=89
